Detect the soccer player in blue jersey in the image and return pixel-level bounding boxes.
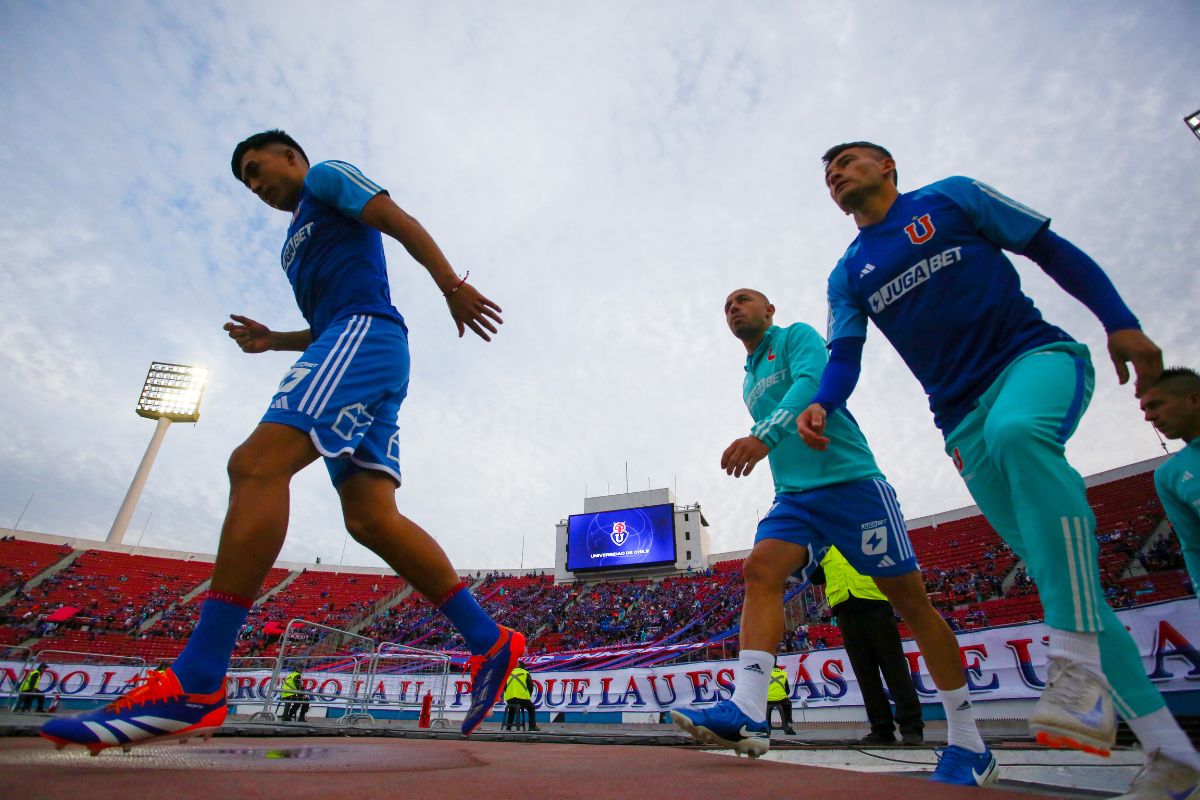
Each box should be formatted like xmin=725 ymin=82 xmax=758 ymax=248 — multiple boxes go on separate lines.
xmin=1142 ymin=368 xmax=1200 ymax=601
xmin=42 ymin=130 xmax=523 ymax=753
xmin=672 ymin=289 xmax=996 ymax=786
xmin=798 ymin=142 xmax=1199 ymax=797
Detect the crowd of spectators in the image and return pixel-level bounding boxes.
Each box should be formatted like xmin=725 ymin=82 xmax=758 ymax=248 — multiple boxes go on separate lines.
xmin=2 ymin=569 xmax=198 ymax=637
xmin=0 ymin=541 xmax=73 ymax=594
xmin=1138 ymin=534 xmax=1186 ymax=574
xmin=0 ymin=467 xmax=1192 ymax=661
xmin=355 ymin=569 xmax=747 ymax=655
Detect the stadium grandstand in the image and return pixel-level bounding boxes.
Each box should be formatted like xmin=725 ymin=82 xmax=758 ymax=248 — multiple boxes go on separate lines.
xmin=0 ymin=456 xmax=1191 ymax=665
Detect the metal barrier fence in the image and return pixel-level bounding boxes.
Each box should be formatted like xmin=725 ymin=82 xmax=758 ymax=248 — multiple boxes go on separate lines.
xmin=225 ymin=656 xmax=278 ymax=713
xmin=0 ymin=645 xmax=33 ymax=706
xmin=365 ymin=642 xmax=452 ymax=726
xmin=13 ymin=649 xmax=146 ymax=712
xmin=249 ymin=619 xmax=374 ymax=724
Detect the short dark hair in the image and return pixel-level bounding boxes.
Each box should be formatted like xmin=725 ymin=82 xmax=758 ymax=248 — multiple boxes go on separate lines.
xmin=1151 ymin=367 xmax=1200 ymax=395
xmin=230 ymin=129 xmax=309 ymax=181
xmin=821 ymin=141 xmax=898 ymax=187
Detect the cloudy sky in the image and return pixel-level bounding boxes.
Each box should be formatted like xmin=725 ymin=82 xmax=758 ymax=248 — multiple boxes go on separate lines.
xmin=2 ymin=1 xmax=1197 ymax=574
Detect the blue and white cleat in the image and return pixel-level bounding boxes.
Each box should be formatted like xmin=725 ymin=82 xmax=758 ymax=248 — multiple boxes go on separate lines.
xmin=671 ymin=700 xmax=770 ymax=758
xmin=40 ymin=668 xmax=227 ymax=756
xmin=930 ymin=744 xmax=999 ymax=786
xmin=461 ymin=626 xmax=525 ymax=736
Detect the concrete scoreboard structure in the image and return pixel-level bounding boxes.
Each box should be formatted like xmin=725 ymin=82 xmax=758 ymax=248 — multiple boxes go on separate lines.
xmin=553 ymin=488 xmax=712 ymax=583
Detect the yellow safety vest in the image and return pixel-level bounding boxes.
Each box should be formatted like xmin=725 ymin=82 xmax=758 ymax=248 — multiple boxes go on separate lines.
xmin=282 ymin=671 xmax=304 ymax=700
xmin=822 ymin=545 xmax=888 ymax=607
xmin=19 ymin=668 xmax=42 ymax=692
xmin=504 ymin=667 xmax=531 ymax=701
xmin=767 ymin=667 xmax=789 ymax=702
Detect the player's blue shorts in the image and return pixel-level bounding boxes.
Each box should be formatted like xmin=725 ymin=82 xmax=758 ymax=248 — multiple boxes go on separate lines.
xmin=261 ymin=314 xmax=409 ymax=487
xmin=755 ymin=477 xmax=919 ymax=580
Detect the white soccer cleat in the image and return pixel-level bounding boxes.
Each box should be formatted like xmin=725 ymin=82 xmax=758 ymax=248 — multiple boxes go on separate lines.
xmin=1111 ymin=750 xmax=1200 ymax=799
xmin=1029 ymin=656 xmax=1116 ymax=757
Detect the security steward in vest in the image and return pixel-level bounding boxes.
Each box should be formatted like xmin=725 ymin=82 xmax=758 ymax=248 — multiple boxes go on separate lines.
xmin=817 ymin=546 xmax=924 ymax=745
xmin=502 ymin=659 xmax=538 ymax=731
xmin=280 ymin=668 xmax=309 ymax=722
xmin=767 ymin=659 xmax=796 ymax=735
xmin=17 ymin=662 xmax=49 ymax=712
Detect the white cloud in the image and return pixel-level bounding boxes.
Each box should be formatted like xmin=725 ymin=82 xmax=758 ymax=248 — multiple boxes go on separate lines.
xmin=1 ymin=1 xmax=1197 ymax=574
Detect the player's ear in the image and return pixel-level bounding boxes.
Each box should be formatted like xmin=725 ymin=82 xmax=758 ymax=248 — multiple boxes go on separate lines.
xmin=882 ymin=158 xmax=897 ymax=184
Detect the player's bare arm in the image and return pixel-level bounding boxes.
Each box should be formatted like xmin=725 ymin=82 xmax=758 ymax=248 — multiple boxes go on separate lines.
xmin=796 ymin=403 xmax=830 ymax=451
xmin=359 ymin=193 xmax=503 ymax=342
xmin=721 ymin=435 xmax=769 ymax=478
xmin=1107 ymin=328 xmax=1163 ymax=397
xmin=223 ymin=314 xmax=312 ymax=353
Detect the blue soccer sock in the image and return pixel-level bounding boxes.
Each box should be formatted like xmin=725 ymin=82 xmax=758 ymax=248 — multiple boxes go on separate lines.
xmin=170 ymin=591 xmax=252 ymax=693
xmin=437 ymin=582 xmax=501 ymax=655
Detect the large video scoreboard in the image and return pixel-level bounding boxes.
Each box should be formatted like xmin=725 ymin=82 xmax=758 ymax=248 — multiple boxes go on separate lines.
xmin=565 ymin=502 xmax=677 ymax=573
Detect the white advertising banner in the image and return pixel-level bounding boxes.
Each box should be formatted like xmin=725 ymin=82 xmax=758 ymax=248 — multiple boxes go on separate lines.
xmin=4 ymin=597 xmax=1197 ymax=712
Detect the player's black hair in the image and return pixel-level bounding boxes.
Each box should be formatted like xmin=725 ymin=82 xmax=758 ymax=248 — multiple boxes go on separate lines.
xmin=231 ymin=130 xmax=309 ymax=181
xmin=1151 ymin=367 xmax=1200 ymax=395
xmin=822 ymin=141 xmax=898 ymax=187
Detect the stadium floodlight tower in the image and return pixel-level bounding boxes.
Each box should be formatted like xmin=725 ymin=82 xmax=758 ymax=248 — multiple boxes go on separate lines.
xmin=1188 ymin=109 xmax=1200 ymax=142
xmin=105 ymin=362 xmax=209 ymax=545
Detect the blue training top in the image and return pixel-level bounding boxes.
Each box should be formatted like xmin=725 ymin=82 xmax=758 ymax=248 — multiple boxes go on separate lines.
xmin=826 ymin=176 xmax=1072 ymax=435
xmin=281 ymin=160 xmax=407 ymax=338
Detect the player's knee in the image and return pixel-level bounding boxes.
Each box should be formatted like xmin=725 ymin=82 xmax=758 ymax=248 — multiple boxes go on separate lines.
xmin=226 ymin=443 xmax=261 ymax=483
xmin=226 ymin=441 xmax=290 ymax=484
xmin=877 ymin=578 xmax=928 ymax=619
xmin=344 ymin=511 xmax=387 ymax=549
xmin=742 ymin=551 xmax=780 ymax=588
xmin=885 ymin=589 xmax=926 ymax=620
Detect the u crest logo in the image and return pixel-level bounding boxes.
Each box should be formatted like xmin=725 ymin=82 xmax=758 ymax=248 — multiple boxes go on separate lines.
xmin=904 ymin=214 xmax=935 ymax=244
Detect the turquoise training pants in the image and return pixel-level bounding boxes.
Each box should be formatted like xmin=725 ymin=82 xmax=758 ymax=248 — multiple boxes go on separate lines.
xmin=944 ymin=342 xmax=1164 ymax=719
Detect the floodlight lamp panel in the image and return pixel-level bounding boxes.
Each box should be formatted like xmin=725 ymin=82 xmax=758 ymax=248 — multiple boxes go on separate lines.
xmin=134 ymin=361 xmax=209 ymax=422
xmin=1187 ymin=109 xmax=1200 ymax=140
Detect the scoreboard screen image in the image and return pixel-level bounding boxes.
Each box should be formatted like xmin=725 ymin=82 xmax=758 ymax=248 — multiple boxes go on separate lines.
xmin=566 ymin=503 xmax=677 ymax=572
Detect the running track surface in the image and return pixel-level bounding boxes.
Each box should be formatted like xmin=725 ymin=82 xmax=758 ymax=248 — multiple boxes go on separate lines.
xmin=0 ymin=736 xmax=1056 ymax=799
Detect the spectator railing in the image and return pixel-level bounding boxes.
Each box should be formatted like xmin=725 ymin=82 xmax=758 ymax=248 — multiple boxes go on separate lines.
xmin=364 ymin=642 xmax=453 ymax=726
xmin=20 ymin=649 xmax=146 ymax=712
xmin=249 ymin=619 xmax=374 ymax=724
xmin=0 ymin=645 xmax=32 ymax=706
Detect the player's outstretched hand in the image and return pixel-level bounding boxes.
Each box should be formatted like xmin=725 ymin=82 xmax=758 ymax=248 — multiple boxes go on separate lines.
xmin=1107 ymin=329 xmax=1163 ymax=397
xmin=796 ymin=403 xmax=830 ymax=451
xmin=721 ymin=436 xmax=769 ymax=478
xmin=446 ymin=283 xmax=503 ymax=341
xmin=223 ymin=314 xmax=273 ymax=354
